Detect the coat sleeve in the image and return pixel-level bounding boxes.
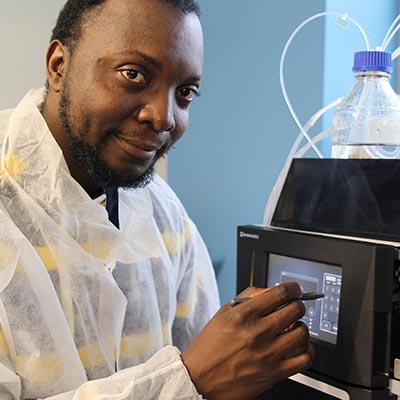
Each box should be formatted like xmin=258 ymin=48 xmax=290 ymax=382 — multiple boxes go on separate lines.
xmin=171 ymin=217 xmax=221 ymax=352
xmin=45 ymin=347 xmax=203 ymax=400
xmin=0 ymin=346 xmax=203 ymax=400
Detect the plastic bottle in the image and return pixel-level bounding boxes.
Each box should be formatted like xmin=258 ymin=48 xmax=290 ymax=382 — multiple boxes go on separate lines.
xmin=331 ymin=50 xmax=400 ymax=159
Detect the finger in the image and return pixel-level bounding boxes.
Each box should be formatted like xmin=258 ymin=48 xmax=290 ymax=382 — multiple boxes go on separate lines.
xmin=241 ymin=282 xmax=303 ymax=318
xmin=282 ymin=343 xmax=309 ymax=360
xmin=272 ymin=322 xmax=309 ymax=357
xmin=281 ymin=321 xmax=298 ymax=334
xmin=231 ymin=286 xmax=270 ymax=302
xmin=225 ymin=287 xmax=270 ymax=309
xmin=276 ymin=342 xmax=314 ymax=379
xmin=262 ymin=300 xmax=306 ymax=335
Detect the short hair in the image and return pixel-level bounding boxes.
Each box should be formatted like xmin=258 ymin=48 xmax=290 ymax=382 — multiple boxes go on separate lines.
xmin=50 ymin=0 xmax=201 ymax=50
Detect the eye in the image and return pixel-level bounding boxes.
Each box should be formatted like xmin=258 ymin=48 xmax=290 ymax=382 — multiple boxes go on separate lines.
xmin=177 ymin=87 xmax=200 ymax=102
xmin=120 ymin=69 xmax=147 ymax=84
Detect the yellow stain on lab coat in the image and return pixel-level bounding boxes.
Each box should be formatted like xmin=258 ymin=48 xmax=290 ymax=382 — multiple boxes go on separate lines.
xmin=161 ymin=221 xmax=191 ymax=255
xmin=34 ymin=240 xmax=113 ymax=271
xmin=15 ymin=353 xmax=63 ymax=383
xmin=1 ymin=153 xmax=26 ymax=181
xmin=119 ymin=323 xmax=170 ymax=362
xmin=176 ymin=296 xmax=195 ymax=319
xmin=77 ymin=342 xmax=107 ymax=369
xmin=0 ymin=330 xmax=9 ymax=356
xmin=35 ymin=247 xmax=58 ymax=270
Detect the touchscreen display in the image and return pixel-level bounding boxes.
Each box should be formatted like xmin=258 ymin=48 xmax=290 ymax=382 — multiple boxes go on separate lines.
xmin=267 ymin=253 xmax=342 ymax=345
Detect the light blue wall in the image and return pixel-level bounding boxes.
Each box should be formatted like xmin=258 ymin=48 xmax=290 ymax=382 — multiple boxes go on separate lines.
xmin=169 ymin=1 xmax=326 ymax=304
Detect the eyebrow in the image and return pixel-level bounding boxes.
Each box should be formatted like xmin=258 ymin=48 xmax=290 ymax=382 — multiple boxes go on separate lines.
xmin=97 ymin=49 xmax=162 ymax=69
xmin=123 ymin=49 xmax=162 ymax=69
xmin=101 ymin=49 xmax=203 ymax=82
xmin=181 ymin=74 xmax=203 ymax=84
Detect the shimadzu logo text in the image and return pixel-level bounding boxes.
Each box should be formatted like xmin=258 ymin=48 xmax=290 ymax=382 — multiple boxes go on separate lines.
xmin=239 ymin=231 xmax=259 ymax=240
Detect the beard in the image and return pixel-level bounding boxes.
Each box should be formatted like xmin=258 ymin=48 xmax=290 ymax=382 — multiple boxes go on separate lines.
xmin=58 ymin=84 xmax=156 ymax=190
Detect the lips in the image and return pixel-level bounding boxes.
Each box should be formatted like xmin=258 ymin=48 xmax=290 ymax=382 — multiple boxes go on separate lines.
xmin=112 ymin=134 xmax=161 ymax=160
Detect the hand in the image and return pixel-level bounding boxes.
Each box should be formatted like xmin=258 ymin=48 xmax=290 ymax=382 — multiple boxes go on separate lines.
xmin=181 ymin=282 xmax=314 ymax=400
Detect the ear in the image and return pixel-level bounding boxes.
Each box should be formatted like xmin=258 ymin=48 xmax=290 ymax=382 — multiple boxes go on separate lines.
xmin=46 ymin=40 xmax=68 ymax=93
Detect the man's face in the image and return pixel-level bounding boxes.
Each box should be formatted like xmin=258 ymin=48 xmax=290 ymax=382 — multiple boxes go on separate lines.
xmin=57 ymin=0 xmax=203 ymax=189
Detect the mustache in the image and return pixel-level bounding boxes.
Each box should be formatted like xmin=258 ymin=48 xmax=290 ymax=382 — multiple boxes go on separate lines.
xmin=105 ymin=128 xmax=170 ymax=156
xmin=104 ymin=128 xmax=151 ymax=139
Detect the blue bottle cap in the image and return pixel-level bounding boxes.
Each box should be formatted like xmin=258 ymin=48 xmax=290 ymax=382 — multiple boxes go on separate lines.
xmin=352 ymin=51 xmax=392 ymax=73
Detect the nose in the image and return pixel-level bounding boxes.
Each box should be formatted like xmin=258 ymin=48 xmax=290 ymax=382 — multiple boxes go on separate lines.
xmin=136 ymin=92 xmax=176 ymax=133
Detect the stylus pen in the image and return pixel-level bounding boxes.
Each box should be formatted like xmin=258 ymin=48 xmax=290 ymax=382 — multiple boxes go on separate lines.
xmin=230 ymin=291 xmax=325 ymax=307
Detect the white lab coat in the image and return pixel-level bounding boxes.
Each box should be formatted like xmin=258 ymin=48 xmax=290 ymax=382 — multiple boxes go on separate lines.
xmin=0 ymin=89 xmax=220 ymax=399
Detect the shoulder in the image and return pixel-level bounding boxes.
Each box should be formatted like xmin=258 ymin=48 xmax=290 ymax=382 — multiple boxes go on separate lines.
xmin=147 ymin=174 xmax=189 ymax=223
xmin=0 ymin=109 xmax=14 ymax=154
xmin=0 ymin=109 xmax=14 ymax=136
xmin=119 ymin=174 xmax=189 ymax=226
xmin=147 ymin=174 xmax=184 ymax=207
xmin=0 ymin=108 xmax=14 ymax=120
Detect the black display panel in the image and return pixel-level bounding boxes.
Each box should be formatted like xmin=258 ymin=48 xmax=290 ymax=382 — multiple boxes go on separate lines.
xmin=271 ymin=158 xmax=400 ymax=242
xmin=236 ymin=225 xmax=394 ymax=389
xmin=267 ymin=254 xmax=342 ymax=345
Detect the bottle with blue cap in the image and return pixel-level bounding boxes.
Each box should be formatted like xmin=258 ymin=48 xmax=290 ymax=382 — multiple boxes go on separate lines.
xmin=331 ymin=50 xmax=400 ymax=158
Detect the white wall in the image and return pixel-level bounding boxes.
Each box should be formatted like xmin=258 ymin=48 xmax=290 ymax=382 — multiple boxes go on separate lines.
xmin=0 ymin=1 xmax=66 ymax=109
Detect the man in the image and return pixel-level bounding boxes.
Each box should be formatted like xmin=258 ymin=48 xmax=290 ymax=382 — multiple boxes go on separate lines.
xmin=0 ymin=0 xmax=313 ymax=399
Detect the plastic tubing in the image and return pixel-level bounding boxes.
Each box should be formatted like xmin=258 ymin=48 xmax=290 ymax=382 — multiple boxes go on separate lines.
xmin=263 ymin=96 xmax=343 ymax=225
xmin=264 ymin=11 xmax=369 ymax=225
xmin=382 ymin=24 xmax=400 ymax=51
xmin=382 ymin=14 xmax=400 ymax=50
xmin=280 ymin=11 xmax=370 ymax=159
xmin=393 ymin=47 xmax=400 ymax=60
